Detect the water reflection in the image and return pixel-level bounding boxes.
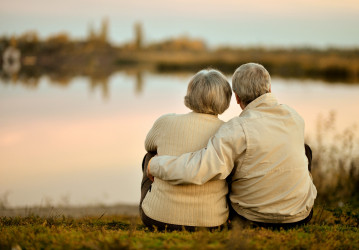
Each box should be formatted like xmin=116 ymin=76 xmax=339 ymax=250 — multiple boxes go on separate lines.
xmin=90 ymin=76 xmax=109 ymax=99
xmin=2 ymin=46 xmax=21 ymax=76
xmin=135 ymin=71 xmax=144 ymax=94
xmin=0 ymin=68 xmax=147 ymax=99
xmin=0 ymin=71 xmax=358 ymax=207
xmin=2 ymin=67 xmax=359 ymax=99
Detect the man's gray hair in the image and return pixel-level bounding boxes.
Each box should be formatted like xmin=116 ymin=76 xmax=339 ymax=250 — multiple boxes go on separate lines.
xmin=232 ymin=63 xmax=271 ymax=105
xmin=184 ymin=69 xmax=232 ymax=115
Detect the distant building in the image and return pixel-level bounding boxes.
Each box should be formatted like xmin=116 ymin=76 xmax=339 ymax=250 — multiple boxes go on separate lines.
xmin=87 ymin=23 xmax=96 ymax=41
xmin=99 ymin=18 xmax=109 ymax=43
xmin=87 ymin=18 xmax=109 ymax=43
xmin=134 ymin=22 xmax=143 ymax=50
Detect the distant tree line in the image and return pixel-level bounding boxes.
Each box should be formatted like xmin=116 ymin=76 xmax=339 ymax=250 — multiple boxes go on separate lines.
xmin=1 ymin=20 xmax=359 ymax=84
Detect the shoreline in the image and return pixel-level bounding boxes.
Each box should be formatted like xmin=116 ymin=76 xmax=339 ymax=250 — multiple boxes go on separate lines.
xmin=0 ymin=203 xmax=139 ymax=218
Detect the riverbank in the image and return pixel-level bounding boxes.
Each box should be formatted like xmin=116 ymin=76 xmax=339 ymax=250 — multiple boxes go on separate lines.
xmin=0 ymin=203 xmax=138 ymax=218
xmin=1 ymin=35 xmax=359 ymax=84
xmin=1 ymin=204 xmax=358 ymax=249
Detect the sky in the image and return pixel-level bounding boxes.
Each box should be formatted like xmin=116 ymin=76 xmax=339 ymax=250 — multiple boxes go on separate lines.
xmin=1 ymin=0 xmax=359 ymax=47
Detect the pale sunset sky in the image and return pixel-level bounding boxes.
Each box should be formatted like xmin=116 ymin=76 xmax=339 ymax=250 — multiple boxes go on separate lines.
xmin=1 ymin=0 xmax=359 ymax=47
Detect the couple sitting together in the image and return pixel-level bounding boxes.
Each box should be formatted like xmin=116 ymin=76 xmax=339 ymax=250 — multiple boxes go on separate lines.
xmin=140 ymin=63 xmax=317 ymax=231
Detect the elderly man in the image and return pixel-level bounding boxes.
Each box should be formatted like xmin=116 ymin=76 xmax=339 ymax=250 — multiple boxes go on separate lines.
xmin=148 ymin=63 xmax=317 ymax=228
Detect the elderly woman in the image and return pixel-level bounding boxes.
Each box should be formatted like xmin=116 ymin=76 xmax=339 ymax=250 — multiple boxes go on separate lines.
xmin=140 ymin=69 xmax=232 ymax=231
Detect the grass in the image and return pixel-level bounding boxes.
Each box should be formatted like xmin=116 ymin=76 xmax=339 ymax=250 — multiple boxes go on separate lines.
xmin=1 ymin=204 xmax=358 ymax=249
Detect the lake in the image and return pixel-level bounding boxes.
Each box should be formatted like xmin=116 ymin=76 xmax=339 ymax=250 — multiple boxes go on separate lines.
xmin=1 ymin=71 xmax=359 ymax=207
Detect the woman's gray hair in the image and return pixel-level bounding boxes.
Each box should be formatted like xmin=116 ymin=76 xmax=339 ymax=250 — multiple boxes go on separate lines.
xmin=184 ymin=69 xmax=232 ymax=115
xmin=232 ymin=63 xmax=271 ymax=105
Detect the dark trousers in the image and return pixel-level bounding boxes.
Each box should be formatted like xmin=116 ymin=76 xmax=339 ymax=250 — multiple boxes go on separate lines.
xmin=228 ymin=144 xmax=314 ymax=229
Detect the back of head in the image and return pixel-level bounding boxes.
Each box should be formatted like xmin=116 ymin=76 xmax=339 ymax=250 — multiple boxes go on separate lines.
xmin=184 ymin=69 xmax=232 ymax=115
xmin=232 ymin=63 xmax=271 ymax=106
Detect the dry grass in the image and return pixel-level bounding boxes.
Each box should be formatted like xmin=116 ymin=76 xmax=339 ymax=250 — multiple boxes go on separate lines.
xmin=308 ymin=112 xmax=359 ymax=205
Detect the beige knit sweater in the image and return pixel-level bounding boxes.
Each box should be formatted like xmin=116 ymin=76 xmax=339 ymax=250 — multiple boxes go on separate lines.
xmin=142 ymin=112 xmax=229 ymax=227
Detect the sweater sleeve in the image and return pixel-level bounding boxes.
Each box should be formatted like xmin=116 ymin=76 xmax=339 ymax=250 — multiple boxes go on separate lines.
xmin=149 ymin=120 xmax=246 ymax=185
xmin=144 ymin=114 xmax=172 ymax=153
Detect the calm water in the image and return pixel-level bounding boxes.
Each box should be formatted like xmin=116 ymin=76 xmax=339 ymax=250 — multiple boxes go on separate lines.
xmin=1 ymin=72 xmax=359 ymax=207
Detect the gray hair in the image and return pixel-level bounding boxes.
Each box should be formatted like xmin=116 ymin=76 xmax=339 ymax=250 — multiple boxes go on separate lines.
xmin=232 ymin=63 xmax=271 ymax=105
xmin=184 ymin=69 xmax=232 ymax=115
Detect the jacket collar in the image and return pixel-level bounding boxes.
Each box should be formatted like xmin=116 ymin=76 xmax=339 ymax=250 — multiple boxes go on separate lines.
xmin=242 ymin=93 xmax=278 ymax=112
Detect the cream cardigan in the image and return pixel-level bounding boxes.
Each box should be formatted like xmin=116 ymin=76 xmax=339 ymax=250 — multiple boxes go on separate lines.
xmin=150 ymin=94 xmax=317 ymax=224
xmin=142 ymin=112 xmax=229 ymax=227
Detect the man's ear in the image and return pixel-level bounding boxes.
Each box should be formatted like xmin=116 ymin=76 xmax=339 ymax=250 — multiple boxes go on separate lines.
xmin=235 ymin=93 xmax=241 ymax=104
xmin=235 ymin=93 xmax=246 ymax=110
